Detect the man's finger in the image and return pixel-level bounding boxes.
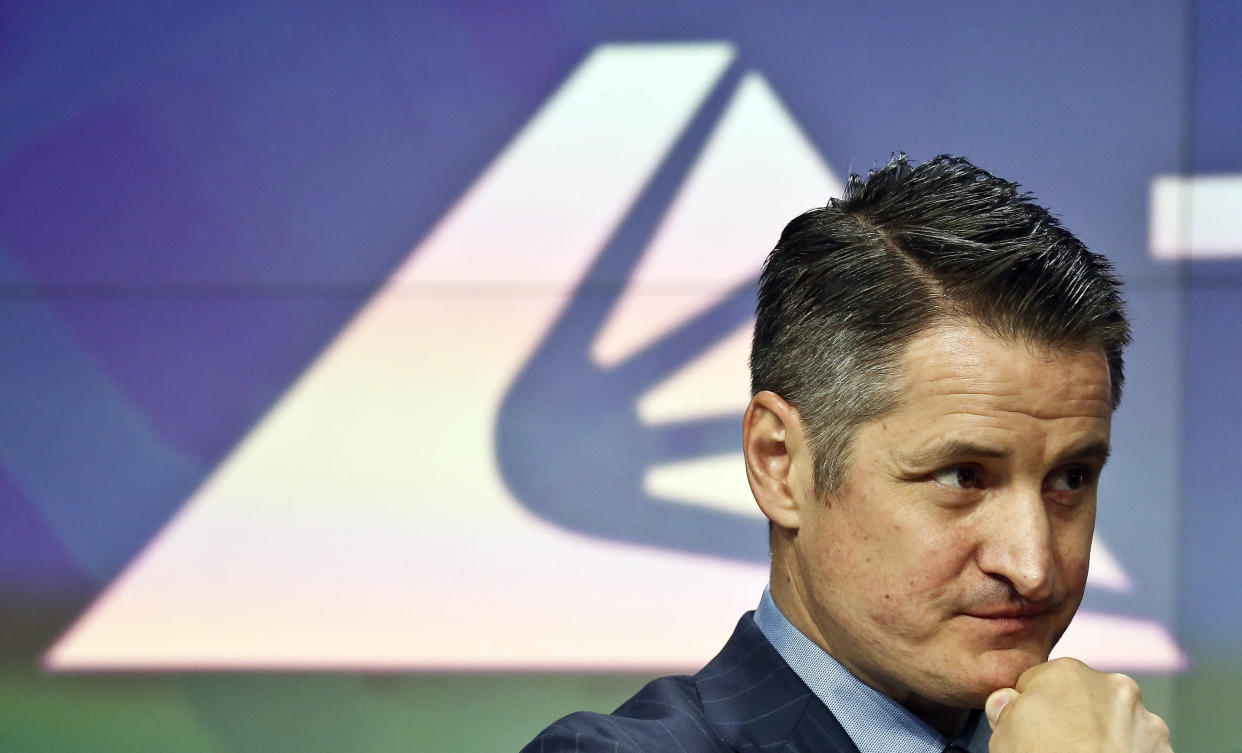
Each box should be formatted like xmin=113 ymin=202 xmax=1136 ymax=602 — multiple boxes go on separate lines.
xmin=985 ymin=687 xmax=1020 ymax=729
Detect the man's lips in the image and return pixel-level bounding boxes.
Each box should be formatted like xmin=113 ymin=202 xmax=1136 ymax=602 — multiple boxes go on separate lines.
xmin=960 ymin=603 xmax=1052 ymax=635
xmin=964 ymin=603 xmax=1050 ymax=620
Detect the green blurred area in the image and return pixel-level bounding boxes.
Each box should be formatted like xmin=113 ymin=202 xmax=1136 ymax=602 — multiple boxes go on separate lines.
xmin=0 ymin=662 xmax=649 ymax=753
xmin=1174 ymin=645 xmax=1242 ymax=753
xmin=2 ymin=661 xmax=1239 ymax=752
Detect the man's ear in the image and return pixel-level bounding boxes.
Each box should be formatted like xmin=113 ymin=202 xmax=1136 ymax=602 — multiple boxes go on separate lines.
xmin=743 ymin=390 xmax=814 ymax=531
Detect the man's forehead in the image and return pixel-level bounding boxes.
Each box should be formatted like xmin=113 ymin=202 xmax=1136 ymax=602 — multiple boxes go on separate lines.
xmin=895 ymin=325 xmax=1112 ymax=399
xmin=876 ymin=324 xmax=1115 ymax=436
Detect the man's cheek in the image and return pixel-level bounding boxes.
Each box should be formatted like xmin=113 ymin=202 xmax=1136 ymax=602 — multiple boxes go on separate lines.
xmin=862 ymin=576 xmax=934 ymax=637
xmin=1059 ymin=544 xmax=1092 ymax=599
xmin=867 ymin=595 xmax=901 ymax=628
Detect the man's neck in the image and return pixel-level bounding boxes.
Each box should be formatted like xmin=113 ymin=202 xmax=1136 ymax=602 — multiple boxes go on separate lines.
xmin=768 ymin=569 xmax=972 ymax=738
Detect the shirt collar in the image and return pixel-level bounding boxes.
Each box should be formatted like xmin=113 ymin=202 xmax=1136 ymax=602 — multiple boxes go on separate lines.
xmin=754 ymin=586 xmax=991 ymax=753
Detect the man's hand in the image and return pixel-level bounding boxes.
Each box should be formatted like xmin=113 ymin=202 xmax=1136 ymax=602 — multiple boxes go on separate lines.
xmin=985 ymin=658 xmax=1172 ymax=752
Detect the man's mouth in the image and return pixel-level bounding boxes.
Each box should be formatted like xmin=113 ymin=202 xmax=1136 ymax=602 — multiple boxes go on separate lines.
xmin=961 ymin=603 xmax=1051 ymax=634
xmin=966 ymin=603 xmax=1049 ymax=619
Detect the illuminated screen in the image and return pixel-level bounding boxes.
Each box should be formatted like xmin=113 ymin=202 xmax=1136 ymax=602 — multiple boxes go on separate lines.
xmin=3 ymin=3 xmax=1239 ymax=751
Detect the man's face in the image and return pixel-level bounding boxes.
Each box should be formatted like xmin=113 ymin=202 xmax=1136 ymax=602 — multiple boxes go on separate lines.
xmin=782 ymin=322 xmax=1112 ymax=711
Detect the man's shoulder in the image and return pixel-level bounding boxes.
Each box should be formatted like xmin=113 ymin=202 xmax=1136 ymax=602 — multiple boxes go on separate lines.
xmin=521 ymin=673 xmax=732 ymax=753
xmin=520 ymin=612 xmax=833 ymax=753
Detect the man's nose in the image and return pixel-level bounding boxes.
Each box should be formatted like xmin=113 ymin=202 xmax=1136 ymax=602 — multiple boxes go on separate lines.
xmin=976 ymin=488 xmax=1056 ymax=601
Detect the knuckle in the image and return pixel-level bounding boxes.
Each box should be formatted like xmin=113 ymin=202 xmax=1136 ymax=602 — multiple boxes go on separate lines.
xmin=1036 ymin=656 xmax=1085 ymax=679
xmin=1018 ymin=656 xmax=1088 ymax=690
xmin=1108 ymin=671 xmax=1141 ymax=700
xmin=1049 ymin=656 xmax=1086 ymax=670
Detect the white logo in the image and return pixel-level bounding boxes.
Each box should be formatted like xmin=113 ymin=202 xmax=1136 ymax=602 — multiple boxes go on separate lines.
xmin=48 ymin=42 xmax=1185 ymax=672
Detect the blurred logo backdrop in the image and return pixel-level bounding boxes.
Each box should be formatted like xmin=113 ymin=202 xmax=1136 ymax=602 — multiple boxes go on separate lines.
xmin=2 ymin=3 xmax=1238 ymax=751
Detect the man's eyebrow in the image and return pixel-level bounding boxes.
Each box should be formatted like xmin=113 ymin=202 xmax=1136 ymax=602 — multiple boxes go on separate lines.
xmin=897 ymin=438 xmax=1112 ymax=469
xmin=898 ymin=440 xmax=1008 ymax=469
xmin=1057 ymin=439 xmax=1113 ymax=467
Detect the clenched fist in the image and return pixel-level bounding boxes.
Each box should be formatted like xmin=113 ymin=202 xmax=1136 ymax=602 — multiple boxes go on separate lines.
xmin=986 ymin=658 xmax=1172 ymax=752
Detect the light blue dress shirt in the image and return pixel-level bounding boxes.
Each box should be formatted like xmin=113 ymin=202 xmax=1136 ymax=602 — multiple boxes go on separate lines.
xmin=754 ymin=587 xmax=991 ymax=753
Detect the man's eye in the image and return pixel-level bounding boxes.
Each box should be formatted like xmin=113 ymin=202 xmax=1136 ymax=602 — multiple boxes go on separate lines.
xmin=1047 ymin=466 xmax=1091 ymax=491
xmin=931 ymin=466 xmax=981 ymax=489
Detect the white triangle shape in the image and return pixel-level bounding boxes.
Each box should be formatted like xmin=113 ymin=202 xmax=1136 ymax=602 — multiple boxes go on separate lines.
xmin=46 ymin=42 xmax=770 ymax=672
xmin=590 ymin=71 xmax=843 ymax=367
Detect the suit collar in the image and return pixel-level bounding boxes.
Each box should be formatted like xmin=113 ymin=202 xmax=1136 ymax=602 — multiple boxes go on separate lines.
xmin=695 ymin=613 xmax=861 ymax=753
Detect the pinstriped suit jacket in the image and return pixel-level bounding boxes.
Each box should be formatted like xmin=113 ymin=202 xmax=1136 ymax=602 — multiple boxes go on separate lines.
xmin=521 ymin=613 xmax=861 ymax=753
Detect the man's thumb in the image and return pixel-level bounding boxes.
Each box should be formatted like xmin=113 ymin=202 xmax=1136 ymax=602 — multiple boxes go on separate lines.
xmin=985 ymin=688 xmax=1020 ymax=729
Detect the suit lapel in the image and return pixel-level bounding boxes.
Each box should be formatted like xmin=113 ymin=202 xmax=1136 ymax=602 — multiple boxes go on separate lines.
xmin=696 ymin=614 xmax=861 ymax=753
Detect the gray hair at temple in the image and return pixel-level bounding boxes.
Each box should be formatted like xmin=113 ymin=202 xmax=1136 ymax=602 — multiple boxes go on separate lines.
xmin=749 ymin=154 xmax=1130 ymax=495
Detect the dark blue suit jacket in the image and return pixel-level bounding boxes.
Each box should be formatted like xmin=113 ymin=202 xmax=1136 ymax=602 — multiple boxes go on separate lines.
xmin=521 ymin=613 xmax=861 ymax=752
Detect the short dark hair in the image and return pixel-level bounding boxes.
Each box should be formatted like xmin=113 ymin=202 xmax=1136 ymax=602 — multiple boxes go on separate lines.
xmin=750 ymin=154 xmax=1130 ymax=494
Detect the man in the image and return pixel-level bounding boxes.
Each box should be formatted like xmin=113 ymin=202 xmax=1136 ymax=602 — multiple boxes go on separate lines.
xmin=522 ymin=155 xmax=1172 ymax=752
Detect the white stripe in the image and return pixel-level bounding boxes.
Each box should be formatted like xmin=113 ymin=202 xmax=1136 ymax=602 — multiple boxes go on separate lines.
xmin=1149 ymin=174 xmax=1242 ymax=259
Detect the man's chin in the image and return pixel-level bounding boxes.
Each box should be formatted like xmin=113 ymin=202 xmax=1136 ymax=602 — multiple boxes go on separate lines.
xmin=972 ymin=647 xmax=1049 ymax=696
xmin=926 ymin=647 xmax=1051 ymax=708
